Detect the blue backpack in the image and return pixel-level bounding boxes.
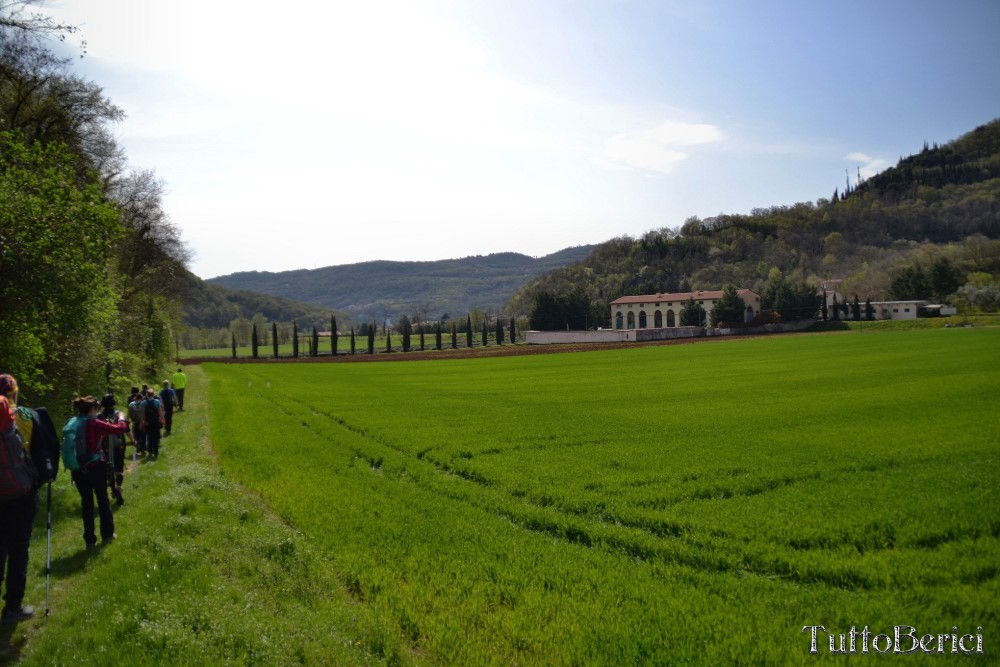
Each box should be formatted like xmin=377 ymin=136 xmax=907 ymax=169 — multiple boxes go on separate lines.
xmin=62 ymin=417 xmax=97 ymax=471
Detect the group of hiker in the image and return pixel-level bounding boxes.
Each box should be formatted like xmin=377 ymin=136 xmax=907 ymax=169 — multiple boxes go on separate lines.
xmin=0 ymin=367 xmax=188 ymax=624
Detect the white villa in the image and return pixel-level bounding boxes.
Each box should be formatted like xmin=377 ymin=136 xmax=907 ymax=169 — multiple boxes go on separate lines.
xmin=610 ymin=289 xmax=761 ymax=330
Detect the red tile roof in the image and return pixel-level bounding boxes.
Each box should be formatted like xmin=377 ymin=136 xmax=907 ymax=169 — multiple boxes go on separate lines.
xmin=610 ymin=289 xmax=758 ymax=305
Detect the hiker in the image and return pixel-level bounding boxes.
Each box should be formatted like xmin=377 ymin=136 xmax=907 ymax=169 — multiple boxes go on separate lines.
xmin=171 ymin=368 xmax=187 ymax=411
xmin=127 ymin=387 xmax=146 ymax=456
xmin=0 ymin=374 xmax=39 ymax=624
xmin=98 ymin=394 xmax=127 ymax=505
xmin=68 ymin=396 xmax=129 ymax=549
xmin=142 ymin=388 xmax=164 ymax=460
xmin=159 ymin=380 xmax=176 ymax=436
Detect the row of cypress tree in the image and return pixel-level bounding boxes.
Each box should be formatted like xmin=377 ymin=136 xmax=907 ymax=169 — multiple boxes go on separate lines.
xmin=234 ymin=316 xmax=520 ymax=359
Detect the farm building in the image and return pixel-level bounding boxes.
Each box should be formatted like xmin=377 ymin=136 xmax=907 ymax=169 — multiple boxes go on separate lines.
xmin=610 ymin=289 xmax=761 ymax=329
xmin=824 ymin=293 xmax=958 ymax=320
xmin=869 ymin=300 xmax=957 ymax=320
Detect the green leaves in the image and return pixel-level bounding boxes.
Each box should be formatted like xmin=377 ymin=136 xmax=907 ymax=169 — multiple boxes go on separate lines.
xmin=0 ymin=133 xmax=121 ymax=397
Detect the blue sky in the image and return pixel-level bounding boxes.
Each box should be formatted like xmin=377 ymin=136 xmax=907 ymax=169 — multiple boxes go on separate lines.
xmin=43 ymin=0 xmax=1000 ymax=279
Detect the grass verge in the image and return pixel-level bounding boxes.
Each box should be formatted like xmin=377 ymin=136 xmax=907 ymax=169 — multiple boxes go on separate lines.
xmin=2 ymin=366 xmax=392 ymax=666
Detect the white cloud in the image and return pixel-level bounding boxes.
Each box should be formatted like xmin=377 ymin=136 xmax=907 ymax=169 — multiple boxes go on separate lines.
xmin=601 ymin=121 xmax=723 ymax=175
xmin=844 ymin=152 xmax=890 ymax=179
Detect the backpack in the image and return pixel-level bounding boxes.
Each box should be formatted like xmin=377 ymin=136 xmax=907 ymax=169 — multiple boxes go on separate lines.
xmin=62 ymin=416 xmax=96 ymax=472
xmin=143 ymin=398 xmax=162 ymax=431
xmin=0 ymin=419 xmax=37 ymax=502
xmin=20 ymin=407 xmax=60 ymax=484
xmin=98 ymin=410 xmax=123 ymax=458
xmin=128 ymin=399 xmax=144 ymax=424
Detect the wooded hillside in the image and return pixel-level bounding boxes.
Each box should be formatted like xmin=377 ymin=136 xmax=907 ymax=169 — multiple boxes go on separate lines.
xmin=508 ymin=119 xmax=1000 ymax=327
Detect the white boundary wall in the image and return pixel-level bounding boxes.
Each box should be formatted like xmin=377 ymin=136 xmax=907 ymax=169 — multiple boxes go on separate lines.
xmin=525 ymin=320 xmax=814 ymax=345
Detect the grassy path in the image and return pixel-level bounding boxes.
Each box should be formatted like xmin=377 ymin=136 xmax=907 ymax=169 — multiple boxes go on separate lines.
xmin=2 ymin=366 xmax=391 ymax=666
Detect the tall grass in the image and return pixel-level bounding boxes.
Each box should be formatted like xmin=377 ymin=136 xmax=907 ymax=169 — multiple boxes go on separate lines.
xmin=205 ymin=328 xmax=1000 ymax=664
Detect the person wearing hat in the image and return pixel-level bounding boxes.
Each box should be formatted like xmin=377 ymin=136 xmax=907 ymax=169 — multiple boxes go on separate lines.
xmin=70 ymin=395 xmax=129 ymax=549
xmin=0 ymin=374 xmax=38 ymax=623
xmin=97 ymin=394 xmax=128 ymax=505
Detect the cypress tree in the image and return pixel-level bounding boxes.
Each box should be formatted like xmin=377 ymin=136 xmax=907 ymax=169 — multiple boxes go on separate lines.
xmin=496 ymin=318 xmax=504 ymax=344
xmin=852 ymin=295 xmax=861 ymax=321
xmin=312 ymin=327 xmax=319 ymax=356
xmin=865 ymin=297 xmax=875 ymax=321
xmin=821 ymin=292 xmax=828 ymax=321
xmin=292 ymin=322 xmax=299 ymax=357
xmin=272 ymin=321 xmax=279 ymax=357
xmin=231 ymin=332 xmax=237 ymax=359
xmin=401 ymin=316 xmax=411 ymax=352
xmin=420 ymin=325 xmax=425 ymax=352
xmin=350 ymin=328 xmax=356 ymax=354
xmin=386 ymin=328 xmax=392 ymax=353
xmin=331 ymin=316 xmax=338 ymax=356
xmin=251 ymin=323 xmax=259 ymax=359
xmin=510 ymin=317 xmax=516 ymax=343
xmin=451 ymin=322 xmax=457 ymax=349
xmin=435 ymin=322 xmax=442 ymax=350
xmin=367 ymin=322 xmax=375 ymax=354
xmin=466 ymin=315 xmax=473 ymax=348
xmin=482 ymin=320 xmax=488 ymax=347
xmin=831 ymin=294 xmax=840 ymax=321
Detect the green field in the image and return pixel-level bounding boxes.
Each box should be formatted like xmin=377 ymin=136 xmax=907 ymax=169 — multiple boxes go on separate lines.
xmin=201 ymin=329 xmax=999 ymax=664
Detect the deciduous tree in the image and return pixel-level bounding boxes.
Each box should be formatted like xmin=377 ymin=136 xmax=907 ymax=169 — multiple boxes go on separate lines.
xmin=0 ymin=133 xmax=121 ymax=399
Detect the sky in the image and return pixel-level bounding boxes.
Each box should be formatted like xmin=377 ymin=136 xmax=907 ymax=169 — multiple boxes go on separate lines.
xmin=37 ymin=0 xmax=1000 ymax=279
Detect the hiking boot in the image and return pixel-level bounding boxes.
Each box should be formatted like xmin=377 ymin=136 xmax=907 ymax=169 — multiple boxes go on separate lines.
xmin=113 ymin=488 xmax=125 ymax=505
xmin=1 ymin=606 xmax=35 ymax=624
xmin=101 ymin=533 xmax=117 ymax=545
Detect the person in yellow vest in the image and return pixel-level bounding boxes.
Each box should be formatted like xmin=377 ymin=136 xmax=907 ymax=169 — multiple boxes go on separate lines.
xmin=0 ymin=374 xmax=37 ymax=624
xmin=171 ymin=368 xmax=187 ymax=412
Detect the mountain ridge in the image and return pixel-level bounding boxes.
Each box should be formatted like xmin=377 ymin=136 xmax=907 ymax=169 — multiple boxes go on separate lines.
xmin=207 ymin=246 xmax=596 ymax=323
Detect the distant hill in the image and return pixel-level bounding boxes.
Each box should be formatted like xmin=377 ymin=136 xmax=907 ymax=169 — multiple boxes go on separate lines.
xmin=207 ymin=246 xmax=596 ymax=322
xmin=177 ymin=270 xmax=350 ymax=330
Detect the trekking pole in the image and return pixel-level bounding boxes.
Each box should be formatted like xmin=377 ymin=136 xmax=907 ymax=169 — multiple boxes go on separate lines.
xmin=45 ymin=481 xmax=52 ymax=617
